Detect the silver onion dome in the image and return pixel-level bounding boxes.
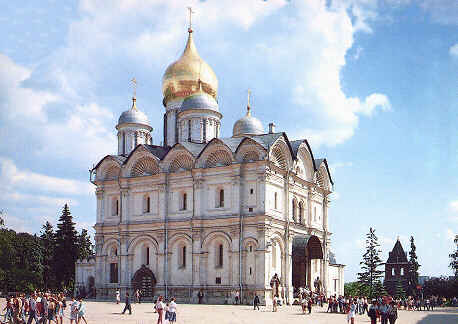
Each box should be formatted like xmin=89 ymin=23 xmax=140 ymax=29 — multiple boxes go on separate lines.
xmin=180 ymin=92 xmax=219 ymax=112
xmin=118 ymin=98 xmax=150 ymax=127
xmin=233 ymin=106 xmax=264 ymax=137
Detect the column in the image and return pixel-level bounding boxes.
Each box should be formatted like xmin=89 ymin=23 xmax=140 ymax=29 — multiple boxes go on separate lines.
xmin=96 ymin=189 xmax=104 ymax=223
xmin=120 ymin=188 xmax=129 ymax=224
xmin=285 ymin=235 xmax=294 ymax=304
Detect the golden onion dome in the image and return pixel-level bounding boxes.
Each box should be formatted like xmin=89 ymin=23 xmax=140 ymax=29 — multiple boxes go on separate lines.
xmin=162 ymin=29 xmax=218 ymax=107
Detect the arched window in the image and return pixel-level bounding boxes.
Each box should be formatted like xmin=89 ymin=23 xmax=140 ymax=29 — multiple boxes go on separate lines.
xmin=217 ymin=244 xmax=223 ymax=267
xmin=146 ymin=246 xmax=150 ymax=265
xmin=292 ymin=200 xmax=297 ymax=223
xmin=181 ymin=193 xmax=187 ymax=211
xmin=274 ymin=192 xmax=278 ymax=209
xmin=112 ymin=198 xmax=119 ymax=216
xmin=182 ymin=246 xmax=186 ymax=268
xmin=400 ymin=267 xmax=404 ymax=276
xmin=298 ymin=202 xmax=303 ymax=224
xmin=144 ymin=195 xmax=150 ymax=213
xmin=217 ymin=189 xmax=225 ymax=208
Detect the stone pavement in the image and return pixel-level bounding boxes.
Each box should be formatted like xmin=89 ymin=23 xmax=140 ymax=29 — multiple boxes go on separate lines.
xmin=1 ymin=299 xmax=457 ymax=324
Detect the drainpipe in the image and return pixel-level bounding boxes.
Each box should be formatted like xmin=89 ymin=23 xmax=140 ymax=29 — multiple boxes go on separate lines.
xmin=191 ymin=171 xmax=196 ymax=302
xmin=164 ymin=173 xmax=169 ymax=299
xmin=239 ymin=172 xmax=243 ymax=304
xmin=284 ymin=170 xmax=290 ymax=305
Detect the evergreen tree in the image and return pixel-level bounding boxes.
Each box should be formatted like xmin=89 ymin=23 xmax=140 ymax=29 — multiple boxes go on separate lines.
xmin=54 ymin=204 xmax=78 ymax=290
xmin=450 ymin=235 xmax=458 ymax=277
xmin=77 ymin=228 xmax=94 ymax=260
xmin=395 ymin=279 xmax=406 ymax=299
xmin=357 ymin=227 xmax=384 ymax=298
xmin=408 ymin=236 xmax=420 ymax=295
xmin=374 ymin=280 xmax=387 ymax=297
xmin=40 ymin=221 xmax=56 ymax=289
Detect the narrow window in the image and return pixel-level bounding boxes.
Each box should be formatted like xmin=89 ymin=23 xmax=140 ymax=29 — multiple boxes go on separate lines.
xmin=182 ymin=246 xmax=186 ymax=268
xmin=250 ymin=188 xmax=254 ymax=195
xmin=249 ymin=267 xmax=252 ymax=275
xmin=110 ymin=263 xmax=118 ymax=283
xmin=188 ymin=120 xmax=191 ymax=142
xmin=122 ymin=133 xmax=126 ymax=155
xmin=218 ymin=244 xmax=224 ymax=267
xmin=392 ymin=268 xmax=395 ymax=276
xmin=292 ymin=200 xmax=297 ymax=222
xmin=249 ymin=245 xmax=252 ymax=252
xmin=146 ymin=247 xmax=150 ymax=265
xmin=215 ymin=277 xmax=221 ymax=284
xmin=112 ymin=198 xmax=119 ymax=216
xmin=298 ymin=203 xmax=303 ymax=224
xmin=274 ymin=192 xmax=278 ymax=209
xmin=314 ymin=206 xmax=317 ymax=221
xmin=182 ymin=193 xmax=187 ymax=210
xmin=249 ymin=207 xmax=253 ymax=212
xmin=219 ymin=189 xmax=225 ymax=208
xmin=400 ymin=267 xmax=404 ymax=276
xmin=272 ymin=243 xmax=277 ymax=268
xmin=145 ymin=196 xmax=150 ymax=213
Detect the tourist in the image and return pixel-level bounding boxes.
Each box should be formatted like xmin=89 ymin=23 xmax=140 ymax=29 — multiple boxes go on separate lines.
xmin=70 ymin=297 xmax=79 ymax=324
xmin=41 ymin=294 xmax=49 ymax=324
xmin=76 ymin=298 xmax=87 ymax=324
xmin=272 ymin=295 xmax=278 ymax=312
xmin=367 ymin=300 xmax=377 ymax=324
xmin=234 ymin=291 xmax=239 ymax=305
xmin=168 ymin=298 xmax=177 ymax=324
xmin=379 ymin=299 xmax=390 ymax=324
xmin=347 ymin=299 xmax=356 ymax=324
xmin=197 ymin=290 xmax=204 ymax=304
xmin=253 ymin=295 xmax=260 ymax=310
xmin=115 ymin=289 xmax=120 ymax=305
xmin=135 ymin=289 xmax=141 ymax=304
xmin=307 ymin=295 xmax=312 ymax=314
xmin=55 ymin=298 xmax=63 ymax=324
xmin=47 ymin=297 xmax=57 ymax=324
xmin=155 ymin=296 xmax=164 ymax=324
xmin=27 ymin=294 xmax=39 ymax=324
xmin=121 ymin=293 xmax=132 ymax=315
xmin=388 ymin=301 xmax=398 ymax=324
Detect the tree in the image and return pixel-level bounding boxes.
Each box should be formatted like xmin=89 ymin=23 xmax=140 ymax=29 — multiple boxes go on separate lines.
xmin=409 ymin=236 xmax=420 ymax=295
xmin=54 ymin=204 xmax=78 ymax=290
xmin=395 ymin=279 xmax=406 ymax=299
xmin=358 ymin=227 xmax=385 ymax=298
xmin=449 ymin=235 xmax=458 ymax=277
xmin=0 ymin=209 xmax=5 ymax=227
xmin=40 ymin=221 xmax=57 ymax=290
xmin=344 ymin=281 xmax=369 ymax=297
xmin=77 ymin=228 xmax=94 ymax=260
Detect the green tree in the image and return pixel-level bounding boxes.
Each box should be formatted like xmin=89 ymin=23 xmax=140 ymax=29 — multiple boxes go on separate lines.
xmin=408 ymin=236 xmax=420 ymax=295
xmin=40 ymin=221 xmax=57 ymax=290
xmin=344 ymin=281 xmax=369 ymax=297
xmin=395 ymin=279 xmax=406 ymax=299
xmin=11 ymin=232 xmax=43 ymax=292
xmin=449 ymin=235 xmax=458 ymax=277
xmin=0 ymin=228 xmax=16 ymax=292
xmin=0 ymin=209 xmax=5 ymax=227
xmin=77 ymin=228 xmax=94 ymax=260
xmin=54 ymin=204 xmax=78 ymax=290
xmin=358 ymin=227 xmax=385 ymax=298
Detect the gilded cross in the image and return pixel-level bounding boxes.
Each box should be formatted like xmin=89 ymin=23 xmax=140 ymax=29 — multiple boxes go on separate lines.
xmin=131 ymin=77 xmax=137 ymax=98
xmin=247 ymin=89 xmax=251 ymax=107
xmin=187 ymin=7 xmax=194 ymax=31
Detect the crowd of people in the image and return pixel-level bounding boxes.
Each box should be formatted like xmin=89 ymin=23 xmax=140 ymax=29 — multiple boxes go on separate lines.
xmin=1 ymin=292 xmax=87 ymax=324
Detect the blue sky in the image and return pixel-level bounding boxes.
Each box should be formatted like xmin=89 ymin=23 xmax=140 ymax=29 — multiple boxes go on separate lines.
xmin=0 ymin=0 xmax=456 ymax=281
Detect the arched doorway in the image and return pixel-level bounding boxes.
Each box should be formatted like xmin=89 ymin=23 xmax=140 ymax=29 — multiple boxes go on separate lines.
xmin=132 ymin=265 xmax=157 ymax=298
xmin=292 ymin=235 xmax=323 ymax=292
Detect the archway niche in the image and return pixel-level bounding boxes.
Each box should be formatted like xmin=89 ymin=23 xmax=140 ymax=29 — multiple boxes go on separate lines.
xmin=131 ymin=265 xmax=157 ymax=298
xmin=292 ymin=235 xmax=323 ymax=292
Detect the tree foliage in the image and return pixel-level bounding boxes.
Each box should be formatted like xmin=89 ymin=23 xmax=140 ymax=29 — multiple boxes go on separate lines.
xmin=344 ymin=281 xmax=369 ymax=297
xmin=423 ymin=276 xmax=458 ymax=298
xmin=408 ymin=236 xmax=420 ymax=295
xmin=395 ymin=279 xmax=406 ymax=299
xmin=449 ymin=235 xmax=458 ymax=277
xmin=0 ymin=204 xmax=93 ymax=293
xmin=357 ymin=227 xmax=385 ymax=298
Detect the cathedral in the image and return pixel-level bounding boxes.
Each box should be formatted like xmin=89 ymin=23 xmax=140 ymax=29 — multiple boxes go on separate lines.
xmin=75 ymin=22 xmax=344 ymax=304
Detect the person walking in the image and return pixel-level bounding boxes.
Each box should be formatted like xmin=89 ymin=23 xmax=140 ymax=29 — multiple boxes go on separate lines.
xmin=55 ymin=298 xmax=63 ymax=324
xmin=115 ymin=290 xmax=120 ymax=305
xmin=121 ymin=293 xmax=132 ymax=315
xmin=272 ymin=295 xmax=278 ymax=312
xmin=135 ymin=290 xmax=141 ymax=304
xmin=253 ymin=295 xmax=260 ymax=310
xmin=347 ymin=300 xmax=356 ymax=324
xmin=197 ymin=290 xmax=204 ymax=304
xmin=27 ymin=294 xmax=39 ymax=324
xmin=155 ymin=296 xmax=164 ymax=324
xmin=234 ymin=291 xmax=239 ymax=305
xmin=168 ymin=298 xmax=177 ymax=324
xmin=76 ymin=299 xmax=87 ymax=324
xmin=379 ymin=300 xmax=390 ymax=324
xmin=367 ymin=300 xmax=378 ymax=324
xmin=388 ymin=301 xmax=398 ymax=324
xmin=69 ymin=297 xmax=79 ymax=324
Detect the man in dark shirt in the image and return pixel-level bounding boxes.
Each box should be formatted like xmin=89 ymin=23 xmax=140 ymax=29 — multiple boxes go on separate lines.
xmin=253 ymin=295 xmax=260 ymax=310
xmin=122 ymin=292 xmax=132 ymax=315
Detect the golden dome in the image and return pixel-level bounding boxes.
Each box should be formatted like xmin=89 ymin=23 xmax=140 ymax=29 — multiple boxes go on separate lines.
xmin=162 ymin=30 xmax=218 ymax=106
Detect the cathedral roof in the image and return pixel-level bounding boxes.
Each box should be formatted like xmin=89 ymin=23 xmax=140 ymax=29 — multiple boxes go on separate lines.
xmin=117 ymin=98 xmax=151 ymax=129
xmin=387 ymin=239 xmax=409 ymax=264
xmin=232 ymin=107 xmax=264 ymax=137
xmin=180 ymin=91 xmax=219 ymax=113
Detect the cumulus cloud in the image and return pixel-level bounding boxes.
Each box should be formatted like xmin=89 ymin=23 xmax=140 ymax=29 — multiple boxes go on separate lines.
xmin=450 ymin=44 xmax=458 ymax=58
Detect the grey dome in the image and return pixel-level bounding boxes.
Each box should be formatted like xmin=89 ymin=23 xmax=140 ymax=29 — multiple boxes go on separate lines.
xmin=233 ymin=109 xmax=264 ymax=137
xmin=118 ymin=99 xmax=150 ymax=127
xmin=180 ymin=92 xmax=219 ymax=112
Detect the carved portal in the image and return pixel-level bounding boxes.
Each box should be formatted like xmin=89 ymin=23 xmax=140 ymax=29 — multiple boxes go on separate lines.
xmin=131 ymin=265 xmax=156 ymax=297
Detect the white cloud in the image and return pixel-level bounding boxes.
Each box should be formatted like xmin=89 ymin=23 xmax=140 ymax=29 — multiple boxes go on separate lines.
xmin=450 ymin=200 xmax=458 ymax=213
xmin=0 ymin=157 xmax=92 ymax=195
xmin=450 ymin=44 xmax=458 ymax=58
xmin=420 ymin=0 xmax=458 ymax=26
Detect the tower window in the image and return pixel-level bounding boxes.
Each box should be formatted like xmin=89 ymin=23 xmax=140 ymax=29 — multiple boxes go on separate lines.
xmin=400 ymin=267 xmax=404 ymax=276
xmin=215 ymin=277 xmax=221 ymax=284
xmin=146 ymin=247 xmax=150 ymax=265
xmin=182 ymin=246 xmax=186 ymax=268
xmin=112 ymin=198 xmax=119 ymax=216
xmin=250 ymin=188 xmax=254 ymax=194
xmin=392 ymin=268 xmax=395 ymax=276
xmin=188 ymin=120 xmax=191 ymax=142
xmin=218 ymin=189 xmax=224 ymax=208
xmin=182 ymin=193 xmax=187 ymax=210
xmin=217 ymin=244 xmax=223 ymax=267
xmin=249 ymin=245 xmax=252 ymax=252
xmin=144 ymin=195 xmax=150 ymax=213
xmin=250 ymin=267 xmax=252 ymax=275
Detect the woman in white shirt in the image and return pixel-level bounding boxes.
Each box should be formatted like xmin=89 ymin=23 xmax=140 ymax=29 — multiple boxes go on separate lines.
xmin=168 ymin=298 xmax=177 ymax=323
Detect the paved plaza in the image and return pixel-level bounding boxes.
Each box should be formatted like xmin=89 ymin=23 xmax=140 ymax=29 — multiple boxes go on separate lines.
xmin=2 ymin=299 xmax=456 ymax=324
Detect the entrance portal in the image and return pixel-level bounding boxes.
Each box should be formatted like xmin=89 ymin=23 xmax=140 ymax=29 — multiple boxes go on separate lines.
xmin=292 ymin=235 xmax=323 ymax=292
xmin=132 ymin=265 xmax=156 ymax=297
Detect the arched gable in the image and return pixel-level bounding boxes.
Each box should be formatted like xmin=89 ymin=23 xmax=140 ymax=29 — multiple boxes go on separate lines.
xmin=269 ymin=232 xmax=285 ymax=255
xmin=127 ymin=234 xmax=159 ymax=253
xmin=124 ymin=146 xmax=160 ymax=177
xmin=296 ymin=143 xmax=315 ymax=181
xmin=316 ymin=164 xmax=331 ymax=190
xmin=234 ymin=137 xmax=267 ymax=163
xmin=102 ymin=238 xmax=121 ymax=255
xmin=168 ymin=232 xmax=192 ymax=248
xmin=161 ymin=144 xmax=195 ymax=172
xmin=269 ymin=136 xmax=293 ymax=170
xmin=196 ymin=138 xmax=234 ymax=168
xmin=242 ymin=237 xmax=259 ymax=250
xmin=95 ymin=155 xmax=123 ymax=181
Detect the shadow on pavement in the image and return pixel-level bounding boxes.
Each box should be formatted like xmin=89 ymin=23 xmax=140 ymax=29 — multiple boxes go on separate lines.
xmin=417 ymin=312 xmax=458 ymax=324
